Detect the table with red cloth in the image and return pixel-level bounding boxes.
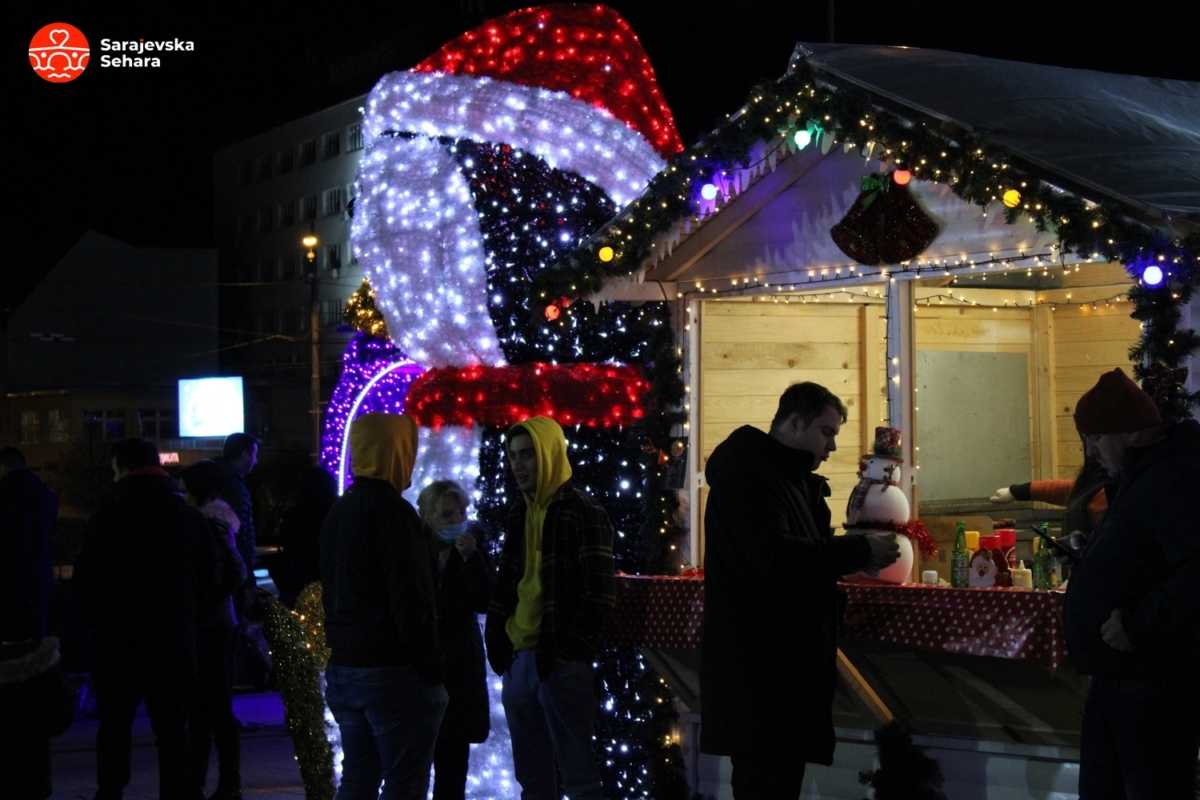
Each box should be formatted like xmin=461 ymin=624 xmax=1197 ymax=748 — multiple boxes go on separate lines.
xmin=608 ymin=574 xmax=704 ymax=650
xmin=839 ymin=581 xmax=1067 ymax=671
xmin=609 ymin=575 xmax=1067 ymax=671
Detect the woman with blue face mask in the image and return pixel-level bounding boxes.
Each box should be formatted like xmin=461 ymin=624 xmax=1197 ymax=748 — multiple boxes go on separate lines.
xmin=416 ymin=481 xmax=492 ymax=800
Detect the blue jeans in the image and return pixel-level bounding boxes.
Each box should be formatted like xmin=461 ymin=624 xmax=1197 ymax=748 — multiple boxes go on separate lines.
xmin=325 ymin=665 xmax=448 ymax=800
xmin=501 ymin=649 xmax=604 ymax=800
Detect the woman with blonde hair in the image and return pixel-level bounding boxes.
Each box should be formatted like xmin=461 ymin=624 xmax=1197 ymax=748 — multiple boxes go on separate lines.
xmin=417 ymin=480 xmax=491 ymax=800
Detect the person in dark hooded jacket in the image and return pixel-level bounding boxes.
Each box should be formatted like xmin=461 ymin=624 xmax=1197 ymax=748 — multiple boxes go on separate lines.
xmin=0 ymin=446 xmax=62 ymax=799
xmin=274 ymin=466 xmax=337 ymax=608
xmin=1063 ymin=368 xmax=1200 ymax=799
xmin=701 ymin=382 xmax=900 ymax=799
xmin=321 ymin=413 xmax=447 ymax=800
xmin=75 ymin=438 xmax=220 ymax=800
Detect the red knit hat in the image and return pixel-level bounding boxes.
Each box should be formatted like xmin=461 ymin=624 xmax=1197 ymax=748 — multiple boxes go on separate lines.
xmin=1073 ymin=368 xmax=1162 ymax=435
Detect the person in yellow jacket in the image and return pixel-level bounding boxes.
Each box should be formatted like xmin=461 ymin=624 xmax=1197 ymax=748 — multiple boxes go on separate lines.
xmin=320 ymin=413 xmax=447 ymax=800
xmin=484 ymin=417 xmax=615 ymax=800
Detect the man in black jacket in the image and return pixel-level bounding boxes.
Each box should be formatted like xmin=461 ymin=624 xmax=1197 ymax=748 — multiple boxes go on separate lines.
xmin=1 ymin=446 xmax=58 ymax=643
xmin=484 ymin=416 xmax=615 ymax=800
xmin=217 ymin=433 xmax=258 ymax=578
xmin=701 ymin=382 xmax=899 ymax=798
xmin=1064 ymin=368 xmax=1200 ymax=799
xmin=75 ymin=438 xmax=220 ymax=800
xmin=321 ymin=413 xmax=447 ymax=800
xmin=0 ymin=446 xmax=61 ymax=799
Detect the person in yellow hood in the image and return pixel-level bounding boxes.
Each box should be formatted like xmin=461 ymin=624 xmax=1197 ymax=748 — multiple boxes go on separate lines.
xmin=484 ymin=416 xmax=615 ymax=800
xmin=320 ymin=413 xmax=448 ymax=800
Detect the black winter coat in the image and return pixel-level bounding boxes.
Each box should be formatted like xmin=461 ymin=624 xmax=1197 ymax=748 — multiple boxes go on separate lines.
xmin=700 ymin=426 xmax=871 ymax=764
xmin=1065 ymin=419 xmax=1200 ymax=678
xmin=75 ymin=471 xmax=220 ymax=670
xmin=320 ymin=477 xmax=442 ymax=681
xmin=0 ymin=468 xmax=58 ymax=642
xmin=217 ymin=460 xmax=255 ymax=574
xmin=434 ymin=524 xmax=491 ymax=744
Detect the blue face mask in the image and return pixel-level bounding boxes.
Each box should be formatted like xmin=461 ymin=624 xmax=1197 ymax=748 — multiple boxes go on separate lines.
xmin=436 ymin=521 xmax=469 ymax=543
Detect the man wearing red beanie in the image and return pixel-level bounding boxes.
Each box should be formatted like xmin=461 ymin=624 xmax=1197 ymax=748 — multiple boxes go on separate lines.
xmin=1064 ymin=368 xmax=1200 ymax=799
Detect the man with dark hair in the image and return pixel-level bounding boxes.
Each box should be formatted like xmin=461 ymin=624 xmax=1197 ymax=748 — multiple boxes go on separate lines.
xmin=701 ymin=382 xmax=899 ymax=798
xmin=218 ymin=433 xmax=259 ymax=575
xmin=485 ymin=416 xmax=615 ymax=800
xmin=1064 ymin=369 xmax=1200 ymax=799
xmin=75 ymin=438 xmax=220 ymax=800
xmin=769 ymin=381 xmax=849 ymax=431
xmin=1 ymin=445 xmax=61 ymax=799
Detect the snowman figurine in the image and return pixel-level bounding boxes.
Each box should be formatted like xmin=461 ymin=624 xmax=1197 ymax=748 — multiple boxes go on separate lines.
xmin=845 ymin=426 xmax=914 ymax=583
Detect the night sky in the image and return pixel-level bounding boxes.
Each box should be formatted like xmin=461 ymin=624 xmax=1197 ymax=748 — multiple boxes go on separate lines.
xmin=13 ymin=0 xmax=1198 ymax=311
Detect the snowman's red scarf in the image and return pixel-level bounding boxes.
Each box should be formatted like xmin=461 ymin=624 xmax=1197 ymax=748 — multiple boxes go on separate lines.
xmin=844 ymin=519 xmax=938 ymax=557
xmin=404 ymin=362 xmax=649 ymax=429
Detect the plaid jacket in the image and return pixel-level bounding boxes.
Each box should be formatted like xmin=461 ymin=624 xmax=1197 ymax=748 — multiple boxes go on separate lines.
xmin=485 ymin=481 xmax=615 ymax=674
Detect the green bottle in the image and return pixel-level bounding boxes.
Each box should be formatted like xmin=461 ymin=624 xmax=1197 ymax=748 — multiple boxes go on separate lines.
xmin=1033 ymin=524 xmax=1052 ymax=590
xmin=951 ymin=521 xmax=969 ymax=588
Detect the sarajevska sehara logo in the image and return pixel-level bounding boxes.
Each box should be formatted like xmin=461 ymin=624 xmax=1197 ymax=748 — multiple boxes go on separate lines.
xmin=29 ymin=23 xmax=90 ymax=83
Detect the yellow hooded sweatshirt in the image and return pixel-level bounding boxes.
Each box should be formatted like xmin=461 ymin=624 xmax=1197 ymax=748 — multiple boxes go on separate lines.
xmin=505 ymin=416 xmax=573 ymax=651
xmin=350 ymin=413 xmax=417 ymax=493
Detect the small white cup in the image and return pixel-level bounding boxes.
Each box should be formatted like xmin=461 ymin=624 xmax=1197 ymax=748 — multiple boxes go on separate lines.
xmin=921 ymin=569 xmax=939 ymax=585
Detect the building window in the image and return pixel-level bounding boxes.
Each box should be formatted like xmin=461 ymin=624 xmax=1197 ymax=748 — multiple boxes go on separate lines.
xmin=257 ymin=206 xmax=274 ymax=233
xmin=257 ymin=156 xmax=272 ymax=182
xmin=323 ymin=132 xmax=341 ymax=159
xmin=323 ymin=187 xmax=344 ymax=217
xmin=277 ymin=150 xmax=294 ymax=174
xmin=303 ymin=195 xmax=318 ymax=221
xmin=326 ymin=243 xmax=343 ymax=271
xmin=48 ymin=409 xmax=70 ymax=443
xmin=281 ymin=254 xmax=299 ymax=280
xmin=20 ymin=410 xmax=40 ymax=444
xmin=322 ymin=299 xmax=342 ymax=327
xmin=138 ymin=409 xmax=175 ymax=440
xmin=300 ymin=139 xmax=317 ymax=167
xmin=239 ymin=160 xmax=252 ymax=185
xmin=298 ymin=307 xmax=309 ymax=333
xmin=285 ymin=309 xmax=302 ymax=334
xmin=347 ymin=123 xmax=363 ymax=152
xmin=278 ymin=200 xmax=296 ymax=228
xmin=83 ymin=410 xmax=125 ymax=442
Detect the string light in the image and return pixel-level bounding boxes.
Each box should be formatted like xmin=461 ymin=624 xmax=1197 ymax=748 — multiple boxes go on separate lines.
xmin=332 ymin=8 xmax=692 ymax=798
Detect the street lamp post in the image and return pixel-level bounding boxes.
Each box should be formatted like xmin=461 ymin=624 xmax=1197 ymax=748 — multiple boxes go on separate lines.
xmin=302 ymin=229 xmax=321 ymax=460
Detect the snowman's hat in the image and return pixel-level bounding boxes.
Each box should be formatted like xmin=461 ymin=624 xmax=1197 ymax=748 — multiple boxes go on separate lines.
xmin=871 ymin=426 xmax=903 ymax=459
xmin=365 ymin=4 xmax=681 ymax=206
xmin=353 ymin=5 xmax=683 ymax=367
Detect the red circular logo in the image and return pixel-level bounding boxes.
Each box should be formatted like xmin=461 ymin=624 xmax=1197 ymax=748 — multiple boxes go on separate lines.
xmin=29 ymin=23 xmax=90 ymax=84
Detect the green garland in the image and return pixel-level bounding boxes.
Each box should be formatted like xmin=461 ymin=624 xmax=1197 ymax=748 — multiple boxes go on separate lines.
xmin=262 ymin=587 xmax=335 ymax=800
xmin=539 ymin=53 xmax=1200 ymax=420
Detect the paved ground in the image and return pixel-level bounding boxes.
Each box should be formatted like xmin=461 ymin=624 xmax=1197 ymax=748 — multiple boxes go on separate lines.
xmin=49 ymin=691 xmax=305 ymax=800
